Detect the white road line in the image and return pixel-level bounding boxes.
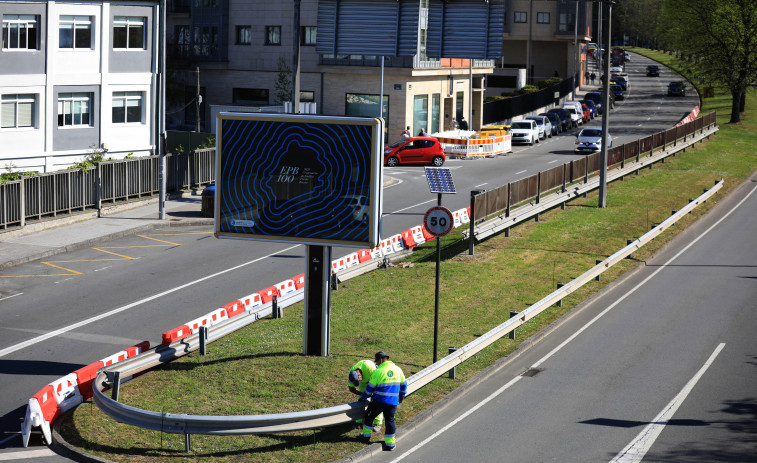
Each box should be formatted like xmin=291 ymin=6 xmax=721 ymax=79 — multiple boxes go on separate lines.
xmin=474 ymin=183 xmax=488 ymax=188
xmin=0 ymin=448 xmax=56 ymax=460
xmin=548 ymin=160 xmax=558 ymax=164
xmin=515 ymin=170 xmax=527 ymax=175
xmin=610 ymin=343 xmax=726 ymax=463
xmin=390 ymin=376 xmax=523 ymax=463
xmin=383 ymin=199 xmax=437 ymax=216
xmin=389 ymin=181 xmax=757 ymax=461
xmin=0 ymin=244 xmax=301 ymax=358
xmin=0 ymin=293 xmax=23 ymax=302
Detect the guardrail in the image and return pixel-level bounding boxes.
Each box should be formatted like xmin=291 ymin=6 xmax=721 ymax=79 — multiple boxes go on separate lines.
xmin=0 ymin=149 xmax=215 ymax=231
xmin=88 ymin=180 xmax=723 ymax=440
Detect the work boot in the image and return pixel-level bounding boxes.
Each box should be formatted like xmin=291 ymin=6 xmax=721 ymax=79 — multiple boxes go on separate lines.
xmin=383 ymin=442 xmax=396 ymax=451
xmin=358 ymin=434 xmax=371 ymax=444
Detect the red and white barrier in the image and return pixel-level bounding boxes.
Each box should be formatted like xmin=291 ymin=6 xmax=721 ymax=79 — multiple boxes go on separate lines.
xmin=100 ymin=350 xmax=128 ymax=367
xmin=331 ymin=257 xmax=348 ymax=273
xmin=207 ymin=308 xmax=229 ymax=325
xmin=240 ymin=292 xmax=263 ymax=310
xmin=410 ymin=225 xmax=426 ymax=245
xmin=22 ymin=385 xmax=57 ymax=446
xmin=258 ymin=286 xmax=280 ymax=304
xmin=186 ymin=315 xmax=212 ymax=334
xmin=294 ymin=273 xmax=305 ymax=290
xmin=162 ymin=324 xmax=191 ymax=344
xmin=276 ymin=279 xmax=296 ymax=296
xmin=675 ymin=105 xmax=700 ymax=127
xmin=380 ymin=238 xmax=394 ymax=256
xmin=344 ymin=252 xmax=360 ymax=268
xmin=369 ymin=246 xmax=383 ymax=260
xmin=400 ymin=229 xmax=417 ymax=249
xmin=222 ymin=300 xmax=246 ymax=318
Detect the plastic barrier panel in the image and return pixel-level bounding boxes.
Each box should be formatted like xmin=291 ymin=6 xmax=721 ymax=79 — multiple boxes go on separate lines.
xmin=294 ymin=273 xmax=305 ymax=290
xmin=344 ymin=252 xmax=360 ymax=267
xmin=453 ymin=210 xmax=463 ymax=228
xmin=390 ymin=234 xmax=405 ymax=253
xmin=258 ymin=286 xmax=281 ymax=304
xmin=186 ymin=315 xmax=212 ymax=334
xmin=276 ymin=279 xmax=296 ymax=296
xmin=460 ymin=208 xmax=470 ymax=224
xmin=331 ymin=257 xmax=348 ymax=273
xmin=74 ymin=361 xmax=105 ymax=400
xmin=208 ymin=307 xmax=230 ymax=324
xmin=162 ymin=325 xmax=191 ymax=344
xmin=21 ymin=385 xmax=57 ymax=446
xmin=49 ymin=373 xmax=83 ymax=415
xmin=369 ymin=246 xmax=383 ymax=260
xmin=223 ymin=300 xmax=246 ymax=318
xmin=357 ymin=249 xmax=373 ymax=263
xmin=380 ymin=238 xmax=394 ymax=256
xmin=400 ymin=229 xmax=417 ymax=249
xmin=240 ymin=292 xmax=263 ymax=310
xmin=100 ymin=350 xmax=128 ymax=367
xmin=410 ymin=225 xmax=426 ymax=245
xmin=126 ymin=341 xmax=150 ymax=358
xmin=421 ymin=224 xmax=436 ymax=242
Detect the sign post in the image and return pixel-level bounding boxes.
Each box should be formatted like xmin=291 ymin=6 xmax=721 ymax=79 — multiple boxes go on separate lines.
xmin=423 ymin=167 xmax=456 ymax=363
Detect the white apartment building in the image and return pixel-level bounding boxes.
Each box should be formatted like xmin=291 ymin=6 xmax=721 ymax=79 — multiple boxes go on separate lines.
xmin=0 ymin=0 xmax=161 ymax=172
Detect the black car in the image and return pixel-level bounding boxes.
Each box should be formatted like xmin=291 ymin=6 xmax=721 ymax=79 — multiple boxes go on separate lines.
xmin=610 ymin=75 xmax=628 ymax=91
xmin=583 ymin=92 xmax=604 ymax=114
xmin=667 ymin=81 xmax=686 ymax=96
xmin=539 ymin=112 xmax=562 ymax=134
xmin=609 ymin=84 xmax=625 ymax=100
xmin=546 ymin=108 xmax=571 ymax=132
xmin=646 ymin=65 xmax=660 ymax=77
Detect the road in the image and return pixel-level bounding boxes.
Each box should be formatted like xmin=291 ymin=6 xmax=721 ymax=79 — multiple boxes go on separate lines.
xmin=366 ymin=169 xmax=757 ymax=463
xmin=0 ymin=52 xmax=702 ymax=459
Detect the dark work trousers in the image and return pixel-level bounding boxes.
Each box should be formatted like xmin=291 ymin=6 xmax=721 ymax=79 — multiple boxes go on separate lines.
xmin=363 ymin=400 xmax=397 ymax=437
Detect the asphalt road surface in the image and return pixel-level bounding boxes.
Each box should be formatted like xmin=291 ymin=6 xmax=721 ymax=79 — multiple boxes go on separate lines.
xmin=0 ymin=52 xmax=706 ymax=460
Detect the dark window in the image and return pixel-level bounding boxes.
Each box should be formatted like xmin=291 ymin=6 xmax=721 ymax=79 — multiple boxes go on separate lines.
xmin=265 ymin=25 xmax=280 ymax=45
xmin=113 ymin=17 xmax=145 ymax=49
xmin=57 ymin=92 xmax=92 ymax=127
xmin=59 ymin=16 xmax=92 ymax=49
xmin=232 ymin=88 xmax=269 ymax=105
xmin=112 ymin=91 xmax=143 ymax=123
xmin=175 ymin=25 xmax=189 ymax=57
xmin=300 ymin=91 xmax=315 ymax=103
xmin=236 ymin=25 xmax=251 ymax=45
xmin=514 ymin=12 xmax=527 ymax=23
xmin=537 ymin=12 xmax=549 ymax=24
xmin=301 ymin=26 xmax=316 ymax=45
xmin=2 ymin=15 xmax=39 ymax=50
xmin=193 ymin=25 xmax=218 ymax=57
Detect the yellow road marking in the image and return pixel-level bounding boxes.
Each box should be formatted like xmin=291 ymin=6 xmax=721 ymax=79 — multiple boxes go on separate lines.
xmin=1 ymin=230 xmax=211 ymax=278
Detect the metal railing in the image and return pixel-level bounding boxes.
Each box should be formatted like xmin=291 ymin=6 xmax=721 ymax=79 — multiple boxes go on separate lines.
xmin=0 ymin=149 xmax=215 ymax=231
xmin=92 ymin=179 xmax=723 ymax=438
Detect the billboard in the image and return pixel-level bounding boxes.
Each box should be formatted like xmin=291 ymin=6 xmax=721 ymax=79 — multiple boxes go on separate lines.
xmin=215 ymin=113 xmax=383 ymax=248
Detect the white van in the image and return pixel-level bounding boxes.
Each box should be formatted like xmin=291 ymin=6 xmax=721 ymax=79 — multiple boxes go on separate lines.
xmin=563 ymin=101 xmax=584 ymax=127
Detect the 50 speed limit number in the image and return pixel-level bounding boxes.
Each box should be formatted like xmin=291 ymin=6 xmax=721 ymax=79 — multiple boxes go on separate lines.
xmin=423 ymin=206 xmax=454 ymax=237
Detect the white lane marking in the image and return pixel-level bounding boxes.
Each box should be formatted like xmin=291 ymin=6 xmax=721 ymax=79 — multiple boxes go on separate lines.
xmin=0 ymin=448 xmax=56 ymax=460
xmin=0 ymin=244 xmax=301 ymax=358
xmin=610 ymin=343 xmax=726 ymax=463
xmin=515 ymin=170 xmax=527 ymax=175
xmin=0 ymin=293 xmax=23 ymax=302
xmin=382 ymin=199 xmax=437 ymax=216
xmin=390 ymin=181 xmax=756 ymax=461
xmin=55 ymin=278 xmax=74 ymax=284
xmin=548 ymin=160 xmax=558 ymax=164
xmin=94 ymin=266 xmax=113 ymax=272
xmin=474 ymin=183 xmax=488 ymax=188
xmin=389 ymin=376 xmax=523 ymax=463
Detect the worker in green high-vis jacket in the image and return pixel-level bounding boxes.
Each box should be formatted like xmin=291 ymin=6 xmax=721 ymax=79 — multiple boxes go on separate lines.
xmin=358 ymin=351 xmax=407 ymax=451
xmin=348 ymin=359 xmax=383 ymax=431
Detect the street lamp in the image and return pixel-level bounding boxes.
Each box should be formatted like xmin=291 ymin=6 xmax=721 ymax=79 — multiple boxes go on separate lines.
xmin=598 ymin=0 xmax=614 ymax=208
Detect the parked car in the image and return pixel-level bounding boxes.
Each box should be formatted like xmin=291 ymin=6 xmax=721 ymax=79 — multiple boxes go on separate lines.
xmin=540 ymin=112 xmax=562 ymax=135
xmin=610 ymin=75 xmax=628 ymax=91
xmin=509 ymin=120 xmax=540 ymax=145
xmin=546 ymin=108 xmax=571 ymax=132
xmin=583 ymin=93 xmax=603 ymax=114
xmin=574 ymin=127 xmax=612 ymax=153
xmin=579 ymin=99 xmax=597 ymax=119
xmin=564 ymin=106 xmax=583 ymax=128
xmin=667 ymin=81 xmax=686 ymax=97
xmin=609 ymin=84 xmax=625 ymax=100
xmin=384 ymin=137 xmax=445 ymax=166
xmin=524 ymin=115 xmax=552 ymax=139
xmin=610 ymin=65 xmax=623 ymax=73
xmin=624 ymin=52 xmax=631 ymax=61
xmin=614 ymin=72 xmax=631 ymax=88
xmin=646 ymin=65 xmax=660 ymax=77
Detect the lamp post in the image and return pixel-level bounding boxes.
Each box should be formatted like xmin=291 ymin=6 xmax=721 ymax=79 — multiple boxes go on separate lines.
xmin=598 ymin=0 xmax=613 ymax=209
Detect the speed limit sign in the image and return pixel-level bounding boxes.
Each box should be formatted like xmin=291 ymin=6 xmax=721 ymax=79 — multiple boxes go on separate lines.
xmin=424 ymin=206 xmax=454 ymax=237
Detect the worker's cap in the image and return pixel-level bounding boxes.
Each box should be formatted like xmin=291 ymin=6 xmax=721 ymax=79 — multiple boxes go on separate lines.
xmin=348 ymin=370 xmax=360 ymax=387
xmin=374 ymin=351 xmax=389 ymax=363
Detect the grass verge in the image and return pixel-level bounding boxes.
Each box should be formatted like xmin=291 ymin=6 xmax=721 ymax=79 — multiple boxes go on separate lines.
xmin=61 ymin=52 xmax=756 ymax=462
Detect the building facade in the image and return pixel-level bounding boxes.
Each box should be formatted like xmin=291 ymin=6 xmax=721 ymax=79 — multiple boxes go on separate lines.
xmin=0 ymin=0 xmax=161 ymax=172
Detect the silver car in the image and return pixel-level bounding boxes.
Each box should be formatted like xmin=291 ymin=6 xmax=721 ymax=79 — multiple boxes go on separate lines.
xmin=574 ymin=127 xmax=612 ymax=153
xmin=524 ymin=116 xmax=552 ymax=139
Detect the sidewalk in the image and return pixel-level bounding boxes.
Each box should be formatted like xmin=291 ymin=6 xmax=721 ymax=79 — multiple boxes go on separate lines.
xmin=0 ymin=193 xmax=213 ymax=271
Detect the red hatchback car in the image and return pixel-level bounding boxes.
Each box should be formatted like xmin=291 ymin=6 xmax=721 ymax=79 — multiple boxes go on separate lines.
xmin=384 ymin=137 xmax=446 ymax=167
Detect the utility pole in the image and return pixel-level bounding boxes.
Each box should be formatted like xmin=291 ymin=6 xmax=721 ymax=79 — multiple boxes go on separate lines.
xmin=195 ymin=67 xmax=201 ymax=132
xmin=598 ymin=0 xmax=612 ymax=208
xmin=291 ymin=0 xmax=301 ymax=113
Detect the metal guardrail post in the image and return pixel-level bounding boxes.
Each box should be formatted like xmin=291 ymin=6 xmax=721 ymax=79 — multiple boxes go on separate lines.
xmin=595 ymin=260 xmax=602 ymax=281
xmin=96 ymin=164 xmax=102 ymax=214
xmin=111 ymin=371 xmax=121 ymax=401
xmin=509 ymin=311 xmax=518 ymax=339
xmin=272 ymin=295 xmax=280 ymax=319
xmin=200 ymin=326 xmax=208 ymax=355
xmin=556 ymin=283 xmax=564 ymax=307
xmin=19 ymin=179 xmax=26 ymax=228
xmin=185 ymin=433 xmax=191 ymax=452
xmin=448 ymin=347 xmax=457 ymax=379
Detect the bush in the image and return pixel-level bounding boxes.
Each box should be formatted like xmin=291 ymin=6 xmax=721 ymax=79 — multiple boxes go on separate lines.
xmin=536 ymin=77 xmax=562 ymax=89
xmin=68 ymin=144 xmax=114 ymax=171
xmin=514 ymin=85 xmax=539 ymax=95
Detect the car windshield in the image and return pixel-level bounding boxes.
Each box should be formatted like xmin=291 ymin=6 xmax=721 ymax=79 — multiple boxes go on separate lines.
xmin=525 ymin=118 xmax=543 ymax=126
xmin=388 ymin=140 xmax=407 ymax=148
xmin=511 ymin=122 xmax=531 ymax=129
xmin=580 ymin=129 xmax=602 ymax=137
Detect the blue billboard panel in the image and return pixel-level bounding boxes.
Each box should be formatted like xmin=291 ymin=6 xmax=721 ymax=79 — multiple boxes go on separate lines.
xmin=215 ymin=114 xmax=383 ymax=247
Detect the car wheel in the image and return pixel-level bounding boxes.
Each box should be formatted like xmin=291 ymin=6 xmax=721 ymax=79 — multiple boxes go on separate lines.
xmin=432 ymin=156 xmax=445 ymax=167
xmin=386 ymin=156 xmax=399 ymax=167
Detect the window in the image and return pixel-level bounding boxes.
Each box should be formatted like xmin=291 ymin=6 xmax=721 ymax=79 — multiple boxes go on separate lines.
xmin=59 ymin=16 xmax=92 ymax=49
xmin=112 ymin=92 xmax=143 ymax=123
xmin=265 ymin=26 xmax=280 ymax=45
xmin=113 ymin=16 xmax=145 ymax=49
xmin=236 ymin=25 xmax=251 ymax=45
xmin=514 ymin=12 xmax=527 ymax=23
xmin=300 ymin=91 xmax=315 ymax=103
xmin=301 ymin=26 xmax=316 ymax=45
xmin=2 ymin=15 xmax=39 ymax=50
xmin=57 ymin=92 xmax=92 ymax=127
xmin=232 ymin=88 xmax=269 ymax=105
xmin=175 ymin=25 xmax=189 ymax=57
xmin=537 ymin=12 xmax=550 ymax=24
xmin=193 ymin=25 xmax=218 ymax=57
xmin=1 ymin=94 xmax=36 ymax=128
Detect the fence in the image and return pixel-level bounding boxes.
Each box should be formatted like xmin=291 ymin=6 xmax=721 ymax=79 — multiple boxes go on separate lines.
xmin=472 ymin=111 xmax=717 ymax=221
xmin=0 ymin=149 xmax=216 ymax=231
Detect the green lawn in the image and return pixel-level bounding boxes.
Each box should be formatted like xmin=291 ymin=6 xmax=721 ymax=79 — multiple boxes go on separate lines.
xmin=61 ymin=51 xmax=757 ymax=462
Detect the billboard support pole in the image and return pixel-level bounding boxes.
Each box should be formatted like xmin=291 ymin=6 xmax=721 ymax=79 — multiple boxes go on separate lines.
xmin=303 ymin=245 xmax=331 ymax=356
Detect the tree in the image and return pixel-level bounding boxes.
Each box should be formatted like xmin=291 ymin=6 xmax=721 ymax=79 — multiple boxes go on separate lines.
xmin=659 ymin=0 xmax=757 ymax=123
xmin=274 ymin=56 xmax=292 ymax=105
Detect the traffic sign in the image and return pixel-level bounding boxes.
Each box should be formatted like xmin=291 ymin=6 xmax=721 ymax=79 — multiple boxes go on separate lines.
xmin=424 ymin=206 xmax=454 ymax=237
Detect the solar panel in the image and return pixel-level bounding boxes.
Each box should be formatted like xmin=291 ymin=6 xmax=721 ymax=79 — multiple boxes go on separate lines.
xmin=425 ymin=167 xmax=456 ymax=194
